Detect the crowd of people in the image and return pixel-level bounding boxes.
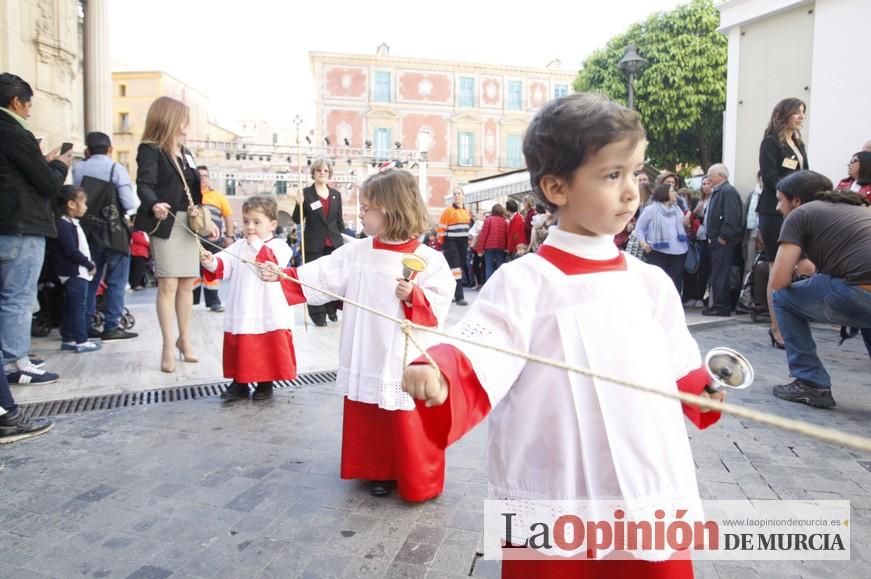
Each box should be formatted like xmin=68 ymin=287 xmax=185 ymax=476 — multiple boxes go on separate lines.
xmin=3 ymin=72 xmax=871 ymax=573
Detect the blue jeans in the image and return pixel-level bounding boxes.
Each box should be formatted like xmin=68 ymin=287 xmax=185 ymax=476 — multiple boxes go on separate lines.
xmin=772 ymin=274 xmax=871 ymax=388
xmin=484 ymin=249 xmax=506 ymax=282
xmin=0 ymin=235 xmax=45 ymax=366
xmin=87 ymin=245 xmax=130 ymax=331
xmin=62 ymin=276 xmax=89 ymax=344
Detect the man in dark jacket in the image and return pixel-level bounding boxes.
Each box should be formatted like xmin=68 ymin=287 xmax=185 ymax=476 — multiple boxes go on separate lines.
xmin=703 ymin=163 xmax=744 ymax=317
xmin=0 ymin=73 xmax=70 ymax=385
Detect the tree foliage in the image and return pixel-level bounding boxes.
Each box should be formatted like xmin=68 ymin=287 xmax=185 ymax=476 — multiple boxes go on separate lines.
xmin=574 ymin=0 xmax=727 ymax=173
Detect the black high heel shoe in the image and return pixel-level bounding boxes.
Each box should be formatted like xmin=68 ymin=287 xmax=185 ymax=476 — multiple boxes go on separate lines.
xmin=769 ymin=329 xmax=785 ymax=350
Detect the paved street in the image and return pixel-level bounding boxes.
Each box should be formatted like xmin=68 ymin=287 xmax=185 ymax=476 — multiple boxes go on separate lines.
xmin=1 ymin=292 xmax=869 ymax=578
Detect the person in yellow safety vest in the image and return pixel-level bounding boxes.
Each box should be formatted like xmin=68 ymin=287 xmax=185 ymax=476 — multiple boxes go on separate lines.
xmin=437 ymin=190 xmax=471 ymax=305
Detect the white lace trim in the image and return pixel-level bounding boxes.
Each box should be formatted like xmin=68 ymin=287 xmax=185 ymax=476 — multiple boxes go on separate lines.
xmin=338 ymin=367 xmax=415 ymax=410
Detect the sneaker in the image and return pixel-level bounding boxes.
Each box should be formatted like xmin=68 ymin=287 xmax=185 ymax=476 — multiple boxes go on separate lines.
xmin=0 ymin=409 xmax=54 ymax=444
xmin=26 ymin=356 xmax=46 ymax=368
xmin=100 ymin=328 xmax=138 ymax=342
xmin=702 ymin=307 xmax=731 ymax=317
xmin=87 ymin=327 xmax=102 ymax=340
xmin=221 ymin=381 xmax=249 ymax=401
xmin=773 ymin=379 xmax=836 ymax=408
xmin=6 ymin=364 xmax=59 ymax=385
xmin=252 ymin=381 xmax=274 ymax=400
xmin=61 ymin=342 xmax=79 ymax=352
xmin=74 ymin=341 xmax=101 ymax=354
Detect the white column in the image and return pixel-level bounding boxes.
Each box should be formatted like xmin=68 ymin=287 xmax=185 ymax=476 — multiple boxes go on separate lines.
xmin=84 ymin=0 xmax=112 ymax=134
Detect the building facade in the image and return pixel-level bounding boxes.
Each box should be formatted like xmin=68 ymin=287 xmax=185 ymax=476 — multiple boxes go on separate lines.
xmin=718 ymin=0 xmax=871 ymax=195
xmin=310 ymin=46 xmax=575 ymax=209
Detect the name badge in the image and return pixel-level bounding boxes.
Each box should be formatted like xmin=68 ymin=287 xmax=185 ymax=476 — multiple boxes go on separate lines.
xmin=310 ymin=200 xmax=323 ymax=211
xmin=185 ymin=153 xmax=196 ymax=168
xmin=782 ymin=158 xmax=798 ymax=170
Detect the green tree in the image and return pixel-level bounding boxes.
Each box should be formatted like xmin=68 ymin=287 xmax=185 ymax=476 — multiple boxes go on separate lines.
xmin=574 ymin=0 xmax=726 ymax=173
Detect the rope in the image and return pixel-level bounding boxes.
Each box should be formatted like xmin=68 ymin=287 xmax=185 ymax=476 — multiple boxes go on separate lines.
xmin=170 ymin=212 xmax=871 ymax=453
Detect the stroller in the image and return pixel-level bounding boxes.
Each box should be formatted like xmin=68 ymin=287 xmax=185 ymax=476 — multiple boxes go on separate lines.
xmin=32 ymin=274 xmax=135 ymax=337
xmin=736 ymin=251 xmax=770 ymax=323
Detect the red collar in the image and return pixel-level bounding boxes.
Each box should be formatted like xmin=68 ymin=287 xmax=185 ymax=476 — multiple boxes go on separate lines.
xmin=537 ymin=244 xmax=626 ymax=275
xmin=372 ymin=238 xmax=421 ymax=253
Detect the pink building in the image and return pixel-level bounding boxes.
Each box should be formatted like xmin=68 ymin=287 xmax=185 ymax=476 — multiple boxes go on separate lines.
xmin=310 ymin=45 xmax=575 ymax=209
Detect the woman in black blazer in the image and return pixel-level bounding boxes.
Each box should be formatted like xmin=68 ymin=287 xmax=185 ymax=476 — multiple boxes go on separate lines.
xmin=291 ymin=157 xmax=345 ymax=326
xmin=757 ymin=97 xmax=808 ymax=348
xmin=758 ymin=97 xmax=808 ymax=263
xmin=135 ymin=96 xmax=217 ymax=372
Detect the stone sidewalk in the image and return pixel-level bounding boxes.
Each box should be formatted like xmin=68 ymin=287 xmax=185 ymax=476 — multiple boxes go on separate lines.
xmin=1 ymin=309 xmax=869 ymax=577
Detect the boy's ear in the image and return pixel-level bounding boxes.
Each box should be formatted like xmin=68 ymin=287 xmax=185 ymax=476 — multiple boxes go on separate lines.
xmin=539 ymin=175 xmax=568 ymax=208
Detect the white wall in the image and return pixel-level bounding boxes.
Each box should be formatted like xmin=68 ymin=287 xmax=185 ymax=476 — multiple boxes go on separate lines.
xmin=807 ymin=0 xmax=871 ymax=185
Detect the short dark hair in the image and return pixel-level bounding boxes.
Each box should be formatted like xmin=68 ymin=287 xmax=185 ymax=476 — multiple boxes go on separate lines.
xmin=490 ymin=203 xmax=506 ymax=218
xmin=651 ymin=183 xmax=672 ymax=204
xmin=0 ymin=73 xmax=34 ymax=109
xmin=852 ymin=151 xmax=871 ymax=185
xmin=85 ymin=132 xmax=112 ymax=155
xmin=776 ymin=170 xmax=833 ymax=205
xmin=55 ymin=184 xmax=85 ymax=217
xmin=197 ymin=165 xmax=209 ymax=174
xmin=534 ymin=202 xmax=547 ymax=214
xmin=523 ymin=93 xmax=645 ymax=212
xmin=505 ymin=199 xmax=519 ymax=213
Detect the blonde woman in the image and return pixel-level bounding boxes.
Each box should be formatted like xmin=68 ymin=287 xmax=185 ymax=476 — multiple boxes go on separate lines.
xmin=134 ymin=97 xmax=218 ymax=372
xmin=291 ymin=157 xmax=345 ymax=326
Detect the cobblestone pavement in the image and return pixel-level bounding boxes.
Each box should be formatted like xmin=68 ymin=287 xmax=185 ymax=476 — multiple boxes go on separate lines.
xmin=1 ymin=318 xmax=868 ymax=578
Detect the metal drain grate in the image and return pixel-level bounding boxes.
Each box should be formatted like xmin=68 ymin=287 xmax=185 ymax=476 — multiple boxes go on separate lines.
xmin=21 ymin=370 xmax=337 ymax=418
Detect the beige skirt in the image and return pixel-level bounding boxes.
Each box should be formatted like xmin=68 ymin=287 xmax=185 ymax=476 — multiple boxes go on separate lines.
xmin=151 ymin=212 xmax=200 ymax=278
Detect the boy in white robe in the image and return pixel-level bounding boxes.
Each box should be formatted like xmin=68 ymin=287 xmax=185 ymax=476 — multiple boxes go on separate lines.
xmin=201 ymin=196 xmax=295 ymax=400
xmin=402 ymin=93 xmax=727 ymax=578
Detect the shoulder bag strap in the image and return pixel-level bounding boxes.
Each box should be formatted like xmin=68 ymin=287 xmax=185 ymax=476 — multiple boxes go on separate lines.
xmin=168 ymin=152 xmax=196 ymax=207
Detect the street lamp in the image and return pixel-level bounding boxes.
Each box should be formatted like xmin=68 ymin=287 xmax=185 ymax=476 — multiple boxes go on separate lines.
xmin=618 ymin=43 xmax=647 ymax=110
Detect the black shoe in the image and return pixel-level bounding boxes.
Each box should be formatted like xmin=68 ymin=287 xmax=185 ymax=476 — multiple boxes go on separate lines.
xmin=0 ymin=409 xmax=54 ymax=444
xmin=221 ymin=381 xmax=249 ymax=400
xmin=101 ymin=327 xmax=138 ymax=342
xmin=252 ymin=381 xmax=274 ymax=400
xmin=455 ymin=300 xmax=469 ymax=306
xmin=702 ymin=307 xmax=731 ymax=317
xmin=772 ymin=379 xmax=836 ymax=408
xmin=768 ymin=329 xmax=786 ymax=350
xmin=88 ymin=327 xmax=102 ymax=340
xmin=313 ymin=318 xmax=328 ymax=327
xmin=369 ymin=480 xmax=393 ymax=496
xmin=209 ymin=304 xmax=225 ymax=313
xmin=327 ymin=312 xmax=338 ymax=322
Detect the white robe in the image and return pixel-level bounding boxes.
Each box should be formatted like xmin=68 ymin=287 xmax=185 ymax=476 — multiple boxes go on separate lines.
xmin=441 ymin=229 xmax=706 ymax=557
xmin=297 ymin=238 xmax=455 ymax=410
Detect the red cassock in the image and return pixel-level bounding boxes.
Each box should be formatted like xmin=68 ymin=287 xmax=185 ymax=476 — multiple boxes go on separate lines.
xmin=280 ymin=238 xmax=455 ymax=502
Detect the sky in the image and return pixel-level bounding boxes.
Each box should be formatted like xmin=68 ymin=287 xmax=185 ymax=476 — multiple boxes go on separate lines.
xmin=109 ymin=0 xmax=687 ymax=131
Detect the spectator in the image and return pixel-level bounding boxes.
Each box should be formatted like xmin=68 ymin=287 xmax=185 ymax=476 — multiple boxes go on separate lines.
xmin=770 ymin=184 xmax=870 ymax=408
xmin=656 ymin=171 xmax=688 ymax=212
xmin=757 ymin=97 xmax=808 ymax=263
xmin=192 ymin=165 xmax=234 ymax=313
xmin=703 ymin=164 xmax=744 ymax=317
xmin=835 ymin=151 xmax=871 ymax=203
xmin=522 ymin=195 xmax=536 ymax=243
xmin=506 ymin=199 xmax=526 ymax=259
xmin=0 ymin=72 xmax=70 ymax=385
xmin=529 ymin=203 xmax=553 ymax=253
xmin=475 ymin=203 xmax=509 ymax=282
xmin=72 ymin=131 xmax=138 ymax=341
xmin=133 ymin=96 xmax=218 ymax=373
xmin=437 ymin=190 xmax=471 ymax=305
xmin=635 ymin=183 xmax=689 ymax=292
xmin=291 ymin=157 xmax=345 ymax=326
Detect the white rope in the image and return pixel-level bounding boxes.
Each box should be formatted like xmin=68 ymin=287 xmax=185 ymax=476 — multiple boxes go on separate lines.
xmin=170 ymin=212 xmax=871 ymax=453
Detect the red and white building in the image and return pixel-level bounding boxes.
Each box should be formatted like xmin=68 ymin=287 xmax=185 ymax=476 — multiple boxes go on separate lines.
xmin=310 ymin=45 xmax=576 ymax=210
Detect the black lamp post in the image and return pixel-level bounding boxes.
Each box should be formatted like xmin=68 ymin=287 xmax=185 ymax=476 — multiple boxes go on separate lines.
xmin=618 ymin=43 xmax=647 ymax=110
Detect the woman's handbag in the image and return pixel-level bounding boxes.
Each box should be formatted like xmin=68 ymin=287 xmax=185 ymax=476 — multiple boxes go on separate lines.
xmin=170 ymin=153 xmax=212 ymax=237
